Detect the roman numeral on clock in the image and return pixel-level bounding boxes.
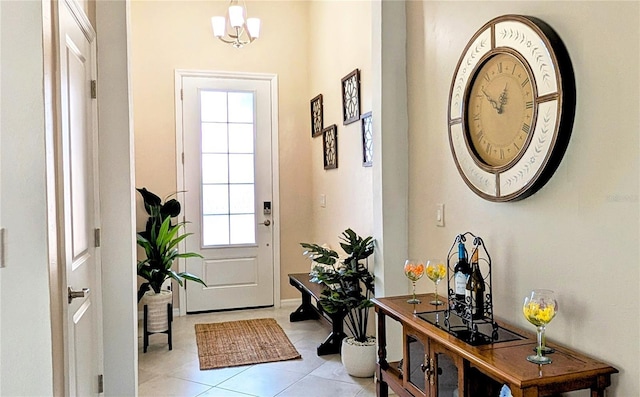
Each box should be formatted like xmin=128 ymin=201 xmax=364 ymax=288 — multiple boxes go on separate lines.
xmin=522 ymin=123 xmax=531 ymax=134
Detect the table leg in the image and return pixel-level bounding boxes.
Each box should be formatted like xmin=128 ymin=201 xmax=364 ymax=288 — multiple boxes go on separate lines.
xmin=289 ymin=287 xmax=320 ymax=322
xmin=143 ymin=305 xmax=149 ymax=353
xmin=317 ymin=311 xmax=346 ymax=355
xmin=167 ymin=302 xmax=172 ymax=351
xmin=376 ymin=311 xmax=389 ymax=397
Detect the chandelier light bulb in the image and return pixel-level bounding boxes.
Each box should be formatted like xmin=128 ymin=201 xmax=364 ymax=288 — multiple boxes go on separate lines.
xmin=211 ymin=16 xmax=226 ymax=37
xmin=228 ymin=5 xmax=244 ymax=28
xmin=246 ymin=17 xmax=261 ymax=38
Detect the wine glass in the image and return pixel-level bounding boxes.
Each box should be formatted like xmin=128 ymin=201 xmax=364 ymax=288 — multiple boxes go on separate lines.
xmin=404 ymin=259 xmax=425 ymax=304
xmin=522 ymin=289 xmax=558 ymax=365
xmin=426 ymin=260 xmax=446 ymax=306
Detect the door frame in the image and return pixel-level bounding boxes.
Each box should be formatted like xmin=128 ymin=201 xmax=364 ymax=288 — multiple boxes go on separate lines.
xmin=174 ymin=69 xmax=280 ymax=316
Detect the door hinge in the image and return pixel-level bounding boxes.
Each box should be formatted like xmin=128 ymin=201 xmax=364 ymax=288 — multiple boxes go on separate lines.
xmin=91 ymin=80 xmax=97 ymax=99
xmin=94 ymin=228 xmax=101 ymax=248
xmin=180 ymin=89 xmax=183 ymax=100
xmin=98 ymin=374 xmax=104 ymax=393
xmin=0 ymin=228 xmax=5 ymax=268
xmin=182 ymin=152 xmax=184 ymax=164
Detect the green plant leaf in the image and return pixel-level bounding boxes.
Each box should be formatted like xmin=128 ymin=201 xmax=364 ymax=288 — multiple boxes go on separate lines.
xmin=161 ymin=198 xmax=181 ymax=219
xmin=301 ymin=229 xmax=375 ymax=341
xmin=136 ymin=190 xmax=206 ymax=294
xmin=178 ymin=272 xmax=207 ymax=286
xmin=136 ymin=187 xmax=161 ymax=215
xmin=137 ymin=282 xmax=150 ymax=302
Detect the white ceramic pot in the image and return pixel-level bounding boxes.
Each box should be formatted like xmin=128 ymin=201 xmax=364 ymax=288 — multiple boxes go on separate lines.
xmin=141 ymin=290 xmax=172 ymax=333
xmin=341 ymin=336 xmax=377 ymax=378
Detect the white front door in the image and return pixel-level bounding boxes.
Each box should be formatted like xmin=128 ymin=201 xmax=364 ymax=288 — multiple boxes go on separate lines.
xmin=58 ymin=1 xmax=103 ymax=394
xmin=178 ymin=72 xmax=277 ymax=312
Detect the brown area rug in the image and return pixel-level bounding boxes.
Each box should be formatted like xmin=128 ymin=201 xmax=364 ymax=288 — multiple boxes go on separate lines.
xmin=195 ymin=318 xmax=301 ymax=370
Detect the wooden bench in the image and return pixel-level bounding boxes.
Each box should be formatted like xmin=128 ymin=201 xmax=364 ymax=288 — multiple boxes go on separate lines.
xmin=288 ymin=273 xmax=346 ymax=356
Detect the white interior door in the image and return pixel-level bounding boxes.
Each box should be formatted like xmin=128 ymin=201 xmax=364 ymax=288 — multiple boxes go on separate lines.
xmin=180 ymin=73 xmax=275 ymax=312
xmin=58 ymin=1 xmax=103 ymax=394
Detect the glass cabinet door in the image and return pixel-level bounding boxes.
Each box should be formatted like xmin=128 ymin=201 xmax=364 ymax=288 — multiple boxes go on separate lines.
xmin=404 ymin=328 xmax=427 ymax=396
xmin=431 ymin=342 xmax=461 ymax=397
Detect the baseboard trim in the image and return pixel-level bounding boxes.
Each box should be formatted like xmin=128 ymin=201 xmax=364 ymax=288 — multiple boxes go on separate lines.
xmin=137 ymin=300 xmax=302 ymax=319
xmin=280 ymin=298 xmax=301 ymax=307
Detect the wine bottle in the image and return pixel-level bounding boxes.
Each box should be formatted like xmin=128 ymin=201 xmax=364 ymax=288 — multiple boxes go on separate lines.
xmin=466 ymin=249 xmax=485 ymax=320
xmin=453 ymin=242 xmax=470 ymax=305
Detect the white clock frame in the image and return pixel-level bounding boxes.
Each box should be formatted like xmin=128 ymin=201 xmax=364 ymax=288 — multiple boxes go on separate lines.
xmin=447 ymin=14 xmax=575 ymax=202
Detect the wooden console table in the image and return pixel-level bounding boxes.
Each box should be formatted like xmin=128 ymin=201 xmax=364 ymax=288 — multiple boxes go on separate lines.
xmin=373 ymin=294 xmax=618 ymax=397
xmin=288 ymin=273 xmax=346 ymax=355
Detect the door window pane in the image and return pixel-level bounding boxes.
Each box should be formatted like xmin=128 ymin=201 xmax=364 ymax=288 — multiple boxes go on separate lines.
xmin=229 ymin=154 xmax=254 ymax=184
xmin=202 ymin=185 xmax=229 ymax=215
xmin=229 ymin=184 xmax=254 ymax=213
xmin=202 ymin=154 xmax=228 ymax=184
xmin=228 ymin=92 xmax=254 ymax=123
xmin=230 ymin=214 xmax=256 ymax=245
xmin=203 ymin=215 xmax=229 ymax=246
xmin=201 ymin=91 xmax=227 ymax=122
xmin=228 ymin=123 xmax=254 ymax=153
xmin=202 ymin=123 xmax=228 ymax=153
xmin=200 ymin=90 xmax=256 ymax=246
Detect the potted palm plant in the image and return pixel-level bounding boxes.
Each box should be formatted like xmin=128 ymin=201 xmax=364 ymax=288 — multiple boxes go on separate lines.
xmin=301 ymin=229 xmax=376 ymax=377
xmin=136 ymin=188 xmax=205 ymax=333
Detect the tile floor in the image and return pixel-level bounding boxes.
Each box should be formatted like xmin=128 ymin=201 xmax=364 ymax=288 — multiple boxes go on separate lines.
xmin=138 ymin=303 xmax=377 ymax=397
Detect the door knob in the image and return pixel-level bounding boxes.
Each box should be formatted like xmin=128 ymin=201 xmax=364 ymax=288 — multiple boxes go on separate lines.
xmin=68 ymin=287 xmax=90 ymax=304
xmin=262 ymin=219 xmax=271 ymax=226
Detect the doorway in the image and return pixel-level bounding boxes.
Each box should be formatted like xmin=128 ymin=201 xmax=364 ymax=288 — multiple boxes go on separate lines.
xmin=176 ymin=71 xmax=280 ymax=313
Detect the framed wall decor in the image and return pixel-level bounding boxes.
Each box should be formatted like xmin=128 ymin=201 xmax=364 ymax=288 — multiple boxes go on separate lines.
xmin=341 ymin=69 xmax=361 ymax=125
xmin=310 ymin=94 xmax=323 ymax=137
xmin=361 ymin=112 xmax=373 ymax=167
xmin=323 ymin=124 xmax=338 ymax=170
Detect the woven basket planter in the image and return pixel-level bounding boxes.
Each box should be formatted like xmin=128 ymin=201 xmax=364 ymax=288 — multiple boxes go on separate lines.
xmin=141 ymin=290 xmax=172 ymax=333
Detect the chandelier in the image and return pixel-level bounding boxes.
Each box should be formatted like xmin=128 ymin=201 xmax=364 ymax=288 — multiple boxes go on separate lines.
xmin=211 ymin=0 xmax=261 ymax=49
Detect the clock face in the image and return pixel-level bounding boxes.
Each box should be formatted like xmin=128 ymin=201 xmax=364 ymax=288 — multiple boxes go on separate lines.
xmin=467 ymin=52 xmax=535 ymax=168
xmin=447 ymin=15 xmax=575 ymax=202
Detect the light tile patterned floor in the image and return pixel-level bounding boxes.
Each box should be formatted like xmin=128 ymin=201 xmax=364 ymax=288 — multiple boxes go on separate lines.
xmin=138 ymin=304 xmax=376 ymax=397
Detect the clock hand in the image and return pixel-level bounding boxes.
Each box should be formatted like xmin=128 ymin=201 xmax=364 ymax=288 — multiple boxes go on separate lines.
xmin=497 ymin=83 xmax=508 ymax=113
xmin=481 ymin=88 xmax=501 ymax=113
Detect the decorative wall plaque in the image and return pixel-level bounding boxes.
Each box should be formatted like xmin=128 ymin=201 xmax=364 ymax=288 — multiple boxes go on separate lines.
xmin=361 ymin=112 xmax=372 ymax=167
xmin=310 ymin=94 xmax=323 ymax=137
xmin=341 ymin=69 xmax=361 ymax=125
xmin=323 ymin=124 xmax=338 ymax=169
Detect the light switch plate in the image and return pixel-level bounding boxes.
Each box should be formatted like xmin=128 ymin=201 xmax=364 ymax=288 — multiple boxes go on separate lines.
xmin=436 ymin=204 xmax=445 ymax=227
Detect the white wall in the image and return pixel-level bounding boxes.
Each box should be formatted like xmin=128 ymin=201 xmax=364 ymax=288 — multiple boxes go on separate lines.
xmin=96 ymin=1 xmax=138 ymax=395
xmin=307 ymin=0 xmax=374 ymax=256
xmin=0 ymin=1 xmax=54 ymax=395
xmin=406 ymin=1 xmax=639 ymax=395
xmin=0 ymin=2 xmax=137 ymax=395
xmin=0 ymin=0 xmax=3 ymax=381
xmin=370 ymin=0 xmax=411 ymax=362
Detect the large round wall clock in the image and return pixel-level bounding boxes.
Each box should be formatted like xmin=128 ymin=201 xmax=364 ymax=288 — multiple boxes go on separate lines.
xmin=447 ymin=15 xmax=576 ymax=202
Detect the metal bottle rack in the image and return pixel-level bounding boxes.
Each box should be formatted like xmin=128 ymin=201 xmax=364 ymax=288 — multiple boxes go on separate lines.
xmin=444 ymin=232 xmax=498 ymax=344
